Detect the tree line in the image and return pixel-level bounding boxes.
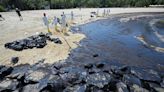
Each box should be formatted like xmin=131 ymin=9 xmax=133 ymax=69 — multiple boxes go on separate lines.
xmin=0 ymin=0 xmax=164 ymax=11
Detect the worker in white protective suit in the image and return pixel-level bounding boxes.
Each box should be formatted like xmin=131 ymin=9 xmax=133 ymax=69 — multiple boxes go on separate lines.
xmin=61 ymin=12 xmax=67 ymax=33
xmin=43 ymin=13 xmax=51 ymax=33
xmin=52 ymin=16 xmax=58 ymax=32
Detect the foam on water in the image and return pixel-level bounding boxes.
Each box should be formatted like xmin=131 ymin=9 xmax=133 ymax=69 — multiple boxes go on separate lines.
xmin=137 ymin=19 xmax=164 ymax=52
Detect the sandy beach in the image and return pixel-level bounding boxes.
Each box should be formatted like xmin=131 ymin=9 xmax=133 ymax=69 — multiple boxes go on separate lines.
xmin=0 ymin=8 xmax=164 ymax=66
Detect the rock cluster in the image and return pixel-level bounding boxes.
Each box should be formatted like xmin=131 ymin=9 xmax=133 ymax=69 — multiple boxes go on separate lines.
xmin=0 ymin=60 xmax=164 ymax=92
xmin=4 ymin=33 xmax=62 ymax=51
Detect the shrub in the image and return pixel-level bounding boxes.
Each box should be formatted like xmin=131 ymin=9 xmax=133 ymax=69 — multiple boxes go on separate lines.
xmin=0 ymin=5 xmax=5 ymax=12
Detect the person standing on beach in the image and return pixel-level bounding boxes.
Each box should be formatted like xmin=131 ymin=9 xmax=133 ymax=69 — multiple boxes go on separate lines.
xmin=103 ymin=9 xmax=106 ymax=17
xmin=15 ymin=8 xmax=23 ymax=21
xmin=71 ymin=11 xmax=74 ymax=23
xmin=107 ymin=9 xmax=110 ymax=16
xmin=61 ymin=12 xmax=66 ymax=33
xmin=97 ymin=8 xmax=99 ymax=17
xmin=43 ymin=13 xmax=51 ymax=33
xmin=0 ymin=14 xmax=5 ymax=20
xmin=52 ymin=16 xmax=58 ymax=32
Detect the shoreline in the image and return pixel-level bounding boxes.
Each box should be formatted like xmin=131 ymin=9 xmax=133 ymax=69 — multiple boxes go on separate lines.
xmin=0 ymin=8 xmax=164 ymax=66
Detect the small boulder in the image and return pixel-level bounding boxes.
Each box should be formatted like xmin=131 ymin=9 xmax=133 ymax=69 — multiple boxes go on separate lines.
xmin=102 ymin=79 xmax=119 ymax=91
xmin=0 ymin=66 xmax=13 ymax=79
xmin=130 ymin=84 xmax=149 ymax=92
xmin=161 ymin=78 xmax=164 ymax=88
xmin=153 ymin=87 xmax=164 ymax=92
xmin=0 ymin=79 xmax=19 ymax=91
xmin=130 ymin=67 xmax=161 ymax=83
xmin=88 ymin=68 xmax=100 ymax=74
xmin=60 ymin=72 xmax=79 ymax=84
xmin=86 ymin=72 xmax=111 ymax=88
xmin=50 ymin=38 xmax=62 ymax=44
xmin=93 ymin=54 xmax=99 ymax=58
xmin=96 ymin=62 xmax=104 ymax=68
xmin=48 ymin=78 xmax=67 ymax=92
xmin=25 ymin=69 xmax=48 ymax=83
xmin=11 ymin=57 xmax=19 ymax=65
xmin=86 ymin=84 xmax=103 ymax=92
xmin=53 ymin=62 xmax=64 ymax=70
xmin=21 ymin=84 xmax=42 ymax=92
xmin=63 ymin=85 xmax=87 ymax=92
xmin=84 ymin=63 xmax=93 ymax=69
xmin=0 ymin=65 xmax=5 ymax=70
xmin=119 ymin=66 xmax=131 ymax=74
xmin=123 ymin=74 xmax=142 ymax=86
xmin=7 ymin=64 xmax=30 ymax=79
xmin=147 ymin=82 xmax=164 ymax=92
xmin=116 ymin=82 xmax=129 ymax=92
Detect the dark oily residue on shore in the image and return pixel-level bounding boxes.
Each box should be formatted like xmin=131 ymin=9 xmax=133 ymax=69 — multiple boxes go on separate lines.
xmin=70 ymin=13 xmax=164 ymax=72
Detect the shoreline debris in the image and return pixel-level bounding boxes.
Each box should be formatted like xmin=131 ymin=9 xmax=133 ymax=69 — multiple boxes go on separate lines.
xmin=4 ymin=33 xmax=62 ymax=51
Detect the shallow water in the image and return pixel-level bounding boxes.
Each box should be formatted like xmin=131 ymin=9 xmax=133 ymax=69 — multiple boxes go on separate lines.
xmin=70 ymin=13 xmax=164 ymax=72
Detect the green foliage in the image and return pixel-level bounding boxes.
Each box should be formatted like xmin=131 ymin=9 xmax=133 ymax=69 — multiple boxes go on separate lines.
xmin=85 ymin=0 xmax=101 ymax=7
xmin=25 ymin=0 xmax=49 ymax=9
xmin=134 ymin=0 xmax=151 ymax=7
xmin=0 ymin=0 xmax=49 ymax=10
xmin=155 ymin=0 xmax=164 ymax=5
xmin=0 ymin=0 xmax=164 ymax=11
xmin=0 ymin=5 xmax=5 ymax=12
